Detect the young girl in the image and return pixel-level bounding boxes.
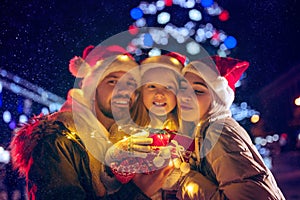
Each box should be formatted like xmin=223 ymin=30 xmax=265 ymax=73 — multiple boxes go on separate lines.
xmin=176 ymin=56 xmax=285 ymax=199
xmin=134 ymin=55 xmax=184 ymax=129
xmin=107 ymin=54 xmax=185 ymax=200
xmin=109 ymin=54 xmax=184 ymax=142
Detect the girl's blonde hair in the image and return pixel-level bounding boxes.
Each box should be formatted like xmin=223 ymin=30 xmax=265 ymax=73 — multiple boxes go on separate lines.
xmin=131 ymin=86 xmax=179 ymax=130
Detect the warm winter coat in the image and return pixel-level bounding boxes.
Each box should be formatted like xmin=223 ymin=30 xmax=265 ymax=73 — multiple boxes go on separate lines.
xmin=10 ymin=89 xmax=150 ymax=200
xmin=177 ymin=117 xmax=285 ymax=200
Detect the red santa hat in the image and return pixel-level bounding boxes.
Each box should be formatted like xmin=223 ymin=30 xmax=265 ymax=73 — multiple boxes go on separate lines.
xmin=139 ymin=52 xmax=188 ymax=75
xmin=68 ymin=45 xmax=139 ymax=109
xmin=69 ymin=45 xmax=135 ymax=78
xmin=139 ymin=53 xmax=187 ymax=90
xmin=182 ymin=55 xmax=249 ymax=108
xmin=210 ymin=55 xmax=249 ymax=92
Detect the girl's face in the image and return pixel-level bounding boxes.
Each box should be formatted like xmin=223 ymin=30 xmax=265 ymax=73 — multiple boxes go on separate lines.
xmin=178 ymin=72 xmax=212 ymax=122
xmin=142 ymin=68 xmax=177 ymax=116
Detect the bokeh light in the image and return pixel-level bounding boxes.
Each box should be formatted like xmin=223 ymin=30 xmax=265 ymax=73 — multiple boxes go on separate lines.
xmin=295 ymin=96 xmax=300 ymax=106
xmin=19 ymin=114 xmax=28 ymax=124
xmin=157 ymin=12 xmax=171 ymax=24
xmin=128 ymin=25 xmax=139 ymax=35
xmin=219 ymin=10 xmax=229 ymax=21
xmin=3 ymin=110 xmax=11 ymax=123
xmin=130 ymin=7 xmax=143 ymax=20
xmin=189 ymin=9 xmax=202 ymax=21
xmin=224 ymin=36 xmax=237 ymax=49
xmin=251 ymin=114 xmax=260 ymax=123
xmin=201 ymin=0 xmax=214 ymax=8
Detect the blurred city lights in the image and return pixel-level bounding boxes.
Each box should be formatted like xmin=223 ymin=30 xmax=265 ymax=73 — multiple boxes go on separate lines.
xmin=9 ymin=120 xmax=16 ymax=130
xmin=0 ymin=147 xmax=10 ymax=164
xmin=273 ymin=134 xmax=279 ymax=142
xmin=295 ymin=96 xmax=300 ymax=106
xmin=41 ymin=107 xmax=50 ymax=115
xmin=231 ymin=103 xmax=259 ymax=122
xmin=3 ymin=110 xmax=11 ymax=123
xmin=19 ymin=114 xmax=28 ymax=124
xmin=0 ymin=68 xmax=64 ymax=108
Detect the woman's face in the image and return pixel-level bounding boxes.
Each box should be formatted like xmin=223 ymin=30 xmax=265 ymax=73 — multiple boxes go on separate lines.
xmin=178 ymin=72 xmax=212 ymax=122
xmin=142 ymin=68 xmax=177 ymax=116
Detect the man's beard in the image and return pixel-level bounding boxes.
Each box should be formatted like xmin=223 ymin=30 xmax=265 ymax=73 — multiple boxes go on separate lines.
xmin=100 ymin=106 xmax=114 ymax=119
xmin=99 ymin=100 xmax=132 ymax=121
xmin=101 ymin=106 xmax=130 ymax=121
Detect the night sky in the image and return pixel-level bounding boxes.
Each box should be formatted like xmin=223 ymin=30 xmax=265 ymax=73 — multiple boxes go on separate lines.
xmin=1 ymin=0 xmax=300 ymax=142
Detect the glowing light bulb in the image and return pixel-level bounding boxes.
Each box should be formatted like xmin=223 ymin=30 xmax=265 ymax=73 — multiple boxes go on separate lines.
xmin=185 ymin=182 xmax=199 ymax=198
xmin=170 ymin=57 xmax=180 ymax=65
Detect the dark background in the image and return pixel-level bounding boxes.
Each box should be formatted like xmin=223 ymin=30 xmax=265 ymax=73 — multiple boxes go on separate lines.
xmin=1 ymin=1 xmax=300 ymax=199
xmin=1 ymin=0 xmax=300 ymax=146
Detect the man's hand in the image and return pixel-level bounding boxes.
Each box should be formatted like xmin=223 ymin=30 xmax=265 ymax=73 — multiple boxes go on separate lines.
xmin=105 ymin=135 xmax=153 ymax=164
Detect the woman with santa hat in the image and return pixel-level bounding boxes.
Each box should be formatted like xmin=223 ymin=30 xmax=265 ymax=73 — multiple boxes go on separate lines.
xmin=176 ymin=56 xmax=285 ymax=199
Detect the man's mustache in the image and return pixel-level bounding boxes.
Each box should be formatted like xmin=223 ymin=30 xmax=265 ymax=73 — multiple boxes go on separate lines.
xmin=112 ymin=94 xmax=131 ymax=99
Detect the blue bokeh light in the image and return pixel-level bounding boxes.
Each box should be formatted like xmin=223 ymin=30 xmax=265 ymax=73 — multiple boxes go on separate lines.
xmin=130 ymin=7 xmax=143 ymax=20
xmin=224 ymin=36 xmax=237 ymax=49
xmin=201 ymin=0 xmax=214 ymax=8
